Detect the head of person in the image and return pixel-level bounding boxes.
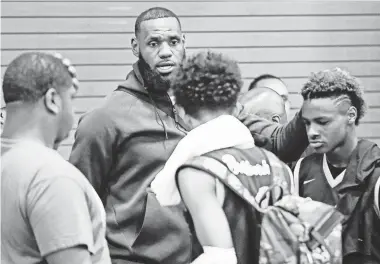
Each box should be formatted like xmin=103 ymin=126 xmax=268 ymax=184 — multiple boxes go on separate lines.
xmin=248 ymin=74 xmax=290 ymax=117
xmin=132 ymin=7 xmax=186 ymax=93
xmin=301 ymin=68 xmax=365 ymax=154
xmin=239 ymin=87 xmax=287 ymax=124
xmin=172 ymin=50 xmax=242 ymax=129
xmin=2 ymin=52 xmax=79 ymax=147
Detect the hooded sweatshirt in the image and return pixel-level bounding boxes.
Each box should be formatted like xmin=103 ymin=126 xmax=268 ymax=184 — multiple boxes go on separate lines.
xmin=69 ymin=62 xmax=308 ymax=263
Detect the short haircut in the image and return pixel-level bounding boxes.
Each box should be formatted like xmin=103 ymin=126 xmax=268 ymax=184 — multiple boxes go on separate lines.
xmin=240 ymin=87 xmax=287 ymax=123
xmin=248 ymin=74 xmax=283 ymax=91
xmin=173 ymin=50 xmax=243 ymax=116
xmin=2 ymin=52 xmax=77 ymax=104
xmin=301 ymin=67 xmax=366 ymax=125
xmin=135 ymin=7 xmax=181 ymax=35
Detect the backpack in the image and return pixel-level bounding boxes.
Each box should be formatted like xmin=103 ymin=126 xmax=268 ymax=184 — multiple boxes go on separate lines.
xmin=191 ymin=150 xmax=344 ymax=264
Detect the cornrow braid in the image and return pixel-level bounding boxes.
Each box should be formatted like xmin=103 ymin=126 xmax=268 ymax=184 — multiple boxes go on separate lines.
xmin=53 ymin=52 xmax=79 ymax=90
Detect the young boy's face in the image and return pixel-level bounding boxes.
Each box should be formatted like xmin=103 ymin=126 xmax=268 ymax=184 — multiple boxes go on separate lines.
xmin=301 ymin=97 xmax=352 ymax=154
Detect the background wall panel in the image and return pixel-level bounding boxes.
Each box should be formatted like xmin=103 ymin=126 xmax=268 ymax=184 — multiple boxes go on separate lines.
xmin=2 ymin=1 xmax=380 ymax=159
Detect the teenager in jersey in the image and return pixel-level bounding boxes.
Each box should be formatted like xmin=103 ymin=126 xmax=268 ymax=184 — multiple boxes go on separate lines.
xmin=293 ymin=68 xmax=380 ymax=264
xmin=168 ymin=51 xmax=293 ymax=264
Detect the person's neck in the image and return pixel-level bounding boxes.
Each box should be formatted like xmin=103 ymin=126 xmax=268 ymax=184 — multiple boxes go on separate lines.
xmin=192 ymin=110 xmax=232 ymax=128
xmin=2 ymin=108 xmax=55 ymax=148
xmin=326 ymin=132 xmax=358 ymax=168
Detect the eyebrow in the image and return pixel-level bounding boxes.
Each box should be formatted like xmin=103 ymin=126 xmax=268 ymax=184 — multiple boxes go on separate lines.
xmin=146 ymin=33 xmax=180 ymax=41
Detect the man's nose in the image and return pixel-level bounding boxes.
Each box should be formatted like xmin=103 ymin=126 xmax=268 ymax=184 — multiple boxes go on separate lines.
xmin=158 ymin=42 xmax=172 ymax=58
xmin=307 ymin=125 xmax=320 ymax=139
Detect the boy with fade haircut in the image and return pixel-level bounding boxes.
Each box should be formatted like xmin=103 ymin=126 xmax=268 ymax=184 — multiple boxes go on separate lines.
xmin=1 ymin=52 xmax=111 ymax=264
xmin=293 ymin=68 xmax=380 ymax=264
xmin=163 ymin=51 xmax=294 ymax=264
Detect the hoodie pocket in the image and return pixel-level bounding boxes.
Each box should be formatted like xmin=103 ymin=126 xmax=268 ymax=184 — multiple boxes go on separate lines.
xmin=131 ymin=191 xmax=192 ymax=263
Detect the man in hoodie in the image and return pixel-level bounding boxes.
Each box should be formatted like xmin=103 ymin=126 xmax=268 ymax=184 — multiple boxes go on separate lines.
xmin=293 ymin=68 xmax=380 ymax=264
xmin=69 ymin=7 xmax=308 ymax=264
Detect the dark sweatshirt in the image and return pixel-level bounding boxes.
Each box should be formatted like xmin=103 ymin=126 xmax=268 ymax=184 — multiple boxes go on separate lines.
xmin=69 ymin=63 xmax=308 ymax=263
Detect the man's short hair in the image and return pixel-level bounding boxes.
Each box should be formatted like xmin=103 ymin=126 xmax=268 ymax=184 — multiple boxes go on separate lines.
xmin=172 ymin=50 xmax=243 ymax=116
xmin=301 ymin=67 xmax=366 ymax=125
xmin=248 ymin=74 xmax=283 ymax=91
xmin=135 ymin=7 xmax=181 ymax=35
xmin=240 ymin=87 xmax=287 ymax=123
xmin=2 ymin=52 xmax=77 ymax=104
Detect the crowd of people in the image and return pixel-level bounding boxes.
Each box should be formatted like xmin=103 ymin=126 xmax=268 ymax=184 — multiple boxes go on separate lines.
xmin=1 ymin=6 xmax=379 ymax=264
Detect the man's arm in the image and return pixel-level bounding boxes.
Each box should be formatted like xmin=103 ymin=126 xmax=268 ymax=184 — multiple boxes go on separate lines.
xmin=45 ymin=246 xmax=91 ymax=264
xmin=177 ymin=168 xmax=237 ymax=264
xmin=237 ymin=109 xmax=308 ymax=163
xmin=27 ymin=177 xmax=108 ymax=264
xmin=69 ymin=110 xmax=115 ymax=197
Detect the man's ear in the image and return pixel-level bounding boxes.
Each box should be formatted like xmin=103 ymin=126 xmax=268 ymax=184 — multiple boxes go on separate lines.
xmin=347 ymin=106 xmax=358 ymax=125
xmin=44 ymin=88 xmax=60 ymax=114
xmin=271 ymin=114 xmax=281 ymax=124
xmin=131 ymin=37 xmax=139 ymax=58
xmin=182 ymin=33 xmax=186 ymax=48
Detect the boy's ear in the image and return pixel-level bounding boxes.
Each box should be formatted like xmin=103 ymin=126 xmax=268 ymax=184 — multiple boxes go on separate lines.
xmin=347 ymin=106 xmax=357 ymax=124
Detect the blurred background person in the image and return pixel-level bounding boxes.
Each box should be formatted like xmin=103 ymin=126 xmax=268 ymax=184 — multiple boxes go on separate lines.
xmin=239 ymin=87 xmax=287 ymax=124
xmin=248 ymin=74 xmax=291 ymax=119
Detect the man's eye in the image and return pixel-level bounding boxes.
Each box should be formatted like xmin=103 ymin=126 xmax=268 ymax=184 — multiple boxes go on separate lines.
xmin=318 ymin=121 xmax=329 ymax=125
xmin=149 ymin=42 xmax=158 ymax=47
xmin=171 ymin=39 xmax=179 ymax=45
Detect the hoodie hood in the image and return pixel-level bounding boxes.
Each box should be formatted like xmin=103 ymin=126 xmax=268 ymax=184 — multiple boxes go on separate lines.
xmin=118 ymin=62 xmax=148 ymax=95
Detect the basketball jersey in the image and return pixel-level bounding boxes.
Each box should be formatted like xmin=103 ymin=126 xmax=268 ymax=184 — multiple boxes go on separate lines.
xmin=177 ymin=146 xmax=293 ymax=264
xmin=293 ymin=148 xmax=380 ymax=263
xmin=294 ymin=154 xmax=346 ymax=206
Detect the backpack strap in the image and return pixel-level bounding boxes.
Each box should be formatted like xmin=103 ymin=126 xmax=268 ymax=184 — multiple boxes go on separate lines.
xmin=293 ymin=157 xmax=305 ymax=196
xmin=177 ymin=155 xmax=271 ymax=214
xmin=374 ymin=174 xmax=380 ymax=218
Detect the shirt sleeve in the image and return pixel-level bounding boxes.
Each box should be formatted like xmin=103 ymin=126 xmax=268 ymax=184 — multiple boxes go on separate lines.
xmin=27 ymin=176 xmax=95 ymax=257
xmin=237 ymin=111 xmax=309 ymax=163
xmin=69 ymin=110 xmax=116 ymax=198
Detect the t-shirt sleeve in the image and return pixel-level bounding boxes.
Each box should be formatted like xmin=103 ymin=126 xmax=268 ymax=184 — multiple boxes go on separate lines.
xmin=26 ymin=176 xmax=95 ymax=257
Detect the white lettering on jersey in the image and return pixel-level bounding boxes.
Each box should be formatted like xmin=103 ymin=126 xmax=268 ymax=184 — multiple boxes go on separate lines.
xmin=222 ymin=154 xmax=270 ymax=177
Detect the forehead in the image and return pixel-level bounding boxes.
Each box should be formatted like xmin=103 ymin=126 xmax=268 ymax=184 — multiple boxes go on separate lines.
xmin=139 ymin=17 xmax=181 ymax=39
xmin=257 ymin=78 xmax=288 ymax=96
xmin=302 ymin=98 xmax=341 ymax=119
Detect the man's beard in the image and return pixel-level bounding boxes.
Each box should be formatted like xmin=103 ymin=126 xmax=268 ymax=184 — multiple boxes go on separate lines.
xmin=138 ymin=52 xmax=186 ymax=93
xmin=138 ymin=54 xmax=171 ymax=93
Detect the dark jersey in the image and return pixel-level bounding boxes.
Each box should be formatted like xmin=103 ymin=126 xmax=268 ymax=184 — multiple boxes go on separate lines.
xmin=294 ymin=154 xmax=345 ymax=206
xmin=293 ymin=144 xmax=380 ymax=264
xmin=177 ymin=146 xmax=293 ymax=264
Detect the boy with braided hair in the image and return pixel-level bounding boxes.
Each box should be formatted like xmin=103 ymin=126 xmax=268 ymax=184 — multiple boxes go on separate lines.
xmin=1 ymin=52 xmax=111 ymax=264
xmin=155 ymin=51 xmax=293 ymax=264
xmin=293 ymin=68 xmax=380 ymax=264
